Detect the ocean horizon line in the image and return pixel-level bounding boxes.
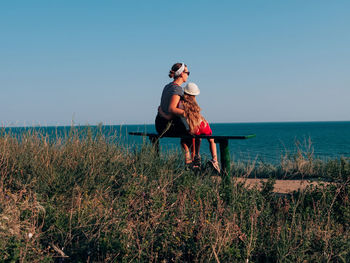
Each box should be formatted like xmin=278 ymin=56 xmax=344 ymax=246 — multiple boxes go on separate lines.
xmin=1 ymin=120 xmax=350 ymax=129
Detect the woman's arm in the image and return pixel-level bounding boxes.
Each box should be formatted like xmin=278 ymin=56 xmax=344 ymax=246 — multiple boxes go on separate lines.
xmin=158 ymin=106 xmax=172 ymax=120
xmin=168 ymin=95 xmax=185 ymax=117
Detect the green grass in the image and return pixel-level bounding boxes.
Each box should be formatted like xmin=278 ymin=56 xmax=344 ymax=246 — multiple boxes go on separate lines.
xmin=0 ymin=128 xmax=349 ymax=262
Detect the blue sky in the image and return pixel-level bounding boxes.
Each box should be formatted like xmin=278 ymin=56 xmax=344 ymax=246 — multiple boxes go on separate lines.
xmin=1 ymin=0 xmax=349 ymax=126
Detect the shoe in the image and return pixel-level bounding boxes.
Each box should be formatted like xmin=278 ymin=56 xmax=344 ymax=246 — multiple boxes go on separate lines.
xmin=193 ymin=155 xmax=201 ymax=168
xmin=208 ymin=159 xmax=221 ymax=174
xmin=185 ymin=162 xmax=193 ymax=171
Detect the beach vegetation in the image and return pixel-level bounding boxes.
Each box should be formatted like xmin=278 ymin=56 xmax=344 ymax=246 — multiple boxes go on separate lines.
xmin=0 ymin=127 xmax=349 ymax=262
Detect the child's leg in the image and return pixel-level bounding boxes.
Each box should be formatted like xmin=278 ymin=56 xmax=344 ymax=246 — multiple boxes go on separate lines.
xmin=191 ymin=138 xmax=201 ymax=167
xmin=190 ymin=138 xmax=195 ymax=160
xmin=208 ymin=138 xmax=218 ymax=162
xmin=194 ymin=138 xmax=201 ymax=158
xmin=208 ymin=138 xmax=220 ymax=173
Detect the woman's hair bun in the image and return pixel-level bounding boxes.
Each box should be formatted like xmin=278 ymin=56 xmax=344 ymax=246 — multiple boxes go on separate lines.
xmin=168 ymin=70 xmax=175 ymax=78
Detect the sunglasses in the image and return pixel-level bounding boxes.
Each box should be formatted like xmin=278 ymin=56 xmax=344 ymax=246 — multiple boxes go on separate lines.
xmin=183 ymin=71 xmax=190 ymax=76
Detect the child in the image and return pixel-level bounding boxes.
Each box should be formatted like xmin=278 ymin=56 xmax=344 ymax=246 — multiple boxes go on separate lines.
xmin=159 ymin=82 xmax=220 ymax=173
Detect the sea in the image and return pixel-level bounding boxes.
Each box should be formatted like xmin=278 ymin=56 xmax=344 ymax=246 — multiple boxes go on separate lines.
xmin=3 ymin=121 xmax=350 ymax=164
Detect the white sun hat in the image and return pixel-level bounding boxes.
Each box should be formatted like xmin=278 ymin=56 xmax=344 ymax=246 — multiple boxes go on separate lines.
xmin=184 ymin=82 xmax=200 ymax=96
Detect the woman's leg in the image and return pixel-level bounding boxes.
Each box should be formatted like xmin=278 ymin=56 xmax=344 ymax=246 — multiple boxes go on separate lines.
xmin=156 ymin=115 xmax=195 ymax=165
xmin=171 ymin=117 xmax=195 ymax=164
xmin=155 ymin=114 xmax=169 ymax=135
xmin=181 ymin=139 xmax=192 ymax=164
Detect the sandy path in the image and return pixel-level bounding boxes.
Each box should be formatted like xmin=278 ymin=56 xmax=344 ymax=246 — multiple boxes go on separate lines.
xmin=234 ymin=178 xmax=332 ymax=194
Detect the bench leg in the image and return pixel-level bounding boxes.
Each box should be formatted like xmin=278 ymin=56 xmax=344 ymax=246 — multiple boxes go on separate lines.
xmin=218 ymin=139 xmax=230 ymax=176
xmin=149 ymin=136 xmax=159 ymax=154
xmin=217 ymin=139 xmax=233 ymax=202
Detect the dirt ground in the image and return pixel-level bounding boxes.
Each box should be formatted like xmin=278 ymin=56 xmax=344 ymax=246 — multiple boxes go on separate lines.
xmin=234 ymin=178 xmax=332 ymax=194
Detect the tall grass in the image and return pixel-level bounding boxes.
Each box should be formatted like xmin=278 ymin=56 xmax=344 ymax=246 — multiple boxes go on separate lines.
xmin=0 ymin=128 xmax=349 ymax=262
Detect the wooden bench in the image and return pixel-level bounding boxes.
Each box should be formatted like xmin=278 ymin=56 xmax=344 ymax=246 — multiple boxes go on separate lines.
xmin=128 ymin=132 xmax=256 ymax=175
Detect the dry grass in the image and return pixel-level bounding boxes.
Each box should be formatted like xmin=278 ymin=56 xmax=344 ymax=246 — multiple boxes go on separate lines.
xmin=0 ymin=127 xmax=349 ymax=262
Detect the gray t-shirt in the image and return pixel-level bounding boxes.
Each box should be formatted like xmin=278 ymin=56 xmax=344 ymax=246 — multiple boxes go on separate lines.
xmin=160 ymin=82 xmax=184 ymax=115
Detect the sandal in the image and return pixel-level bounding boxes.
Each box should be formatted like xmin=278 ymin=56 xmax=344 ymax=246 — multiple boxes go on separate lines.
xmin=193 ymin=155 xmax=201 ymax=168
xmin=208 ymin=159 xmax=221 ymax=174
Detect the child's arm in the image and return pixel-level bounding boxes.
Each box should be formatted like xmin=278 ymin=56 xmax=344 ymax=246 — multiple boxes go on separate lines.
xmin=158 ymin=106 xmax=172 ymax=120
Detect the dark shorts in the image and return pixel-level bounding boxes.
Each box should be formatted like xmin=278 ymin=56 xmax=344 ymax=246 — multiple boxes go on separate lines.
xmin=155 ymin=115 xmax=192 ymax=145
